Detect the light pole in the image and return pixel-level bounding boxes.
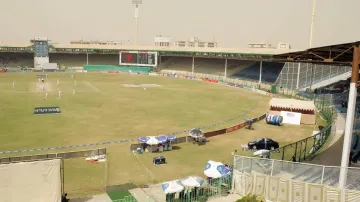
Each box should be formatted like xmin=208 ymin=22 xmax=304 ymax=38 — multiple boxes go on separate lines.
xmin=309 ymin=0 xmax=316 ymax=48
xmin=132 ymin=0 xmax=142 ymax=46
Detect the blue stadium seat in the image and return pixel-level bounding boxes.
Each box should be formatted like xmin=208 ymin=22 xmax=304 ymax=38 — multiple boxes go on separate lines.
xmin=232 ymin=62 xmax=284 ymax=83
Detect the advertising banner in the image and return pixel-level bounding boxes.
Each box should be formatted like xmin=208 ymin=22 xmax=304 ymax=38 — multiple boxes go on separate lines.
xmin=204 ymin=128 xmax=227 ymax=138
xmin=280 ymin=111 xmax=302 ymax=125
xmin=226 ymin=123 xmax=243 ymax=133
xmin=108 ymin=71 xmax=120 ymax=74
xmin=34 ymin=107 xmax=61 ymax=115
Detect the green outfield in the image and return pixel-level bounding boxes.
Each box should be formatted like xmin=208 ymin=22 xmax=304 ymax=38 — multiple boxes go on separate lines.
xmin=0 ymin=72 xmax=314 ymax=199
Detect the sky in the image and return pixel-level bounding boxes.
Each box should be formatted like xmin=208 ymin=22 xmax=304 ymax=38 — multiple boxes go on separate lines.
xmin=0 ymin=0 xmax=359 ymax=49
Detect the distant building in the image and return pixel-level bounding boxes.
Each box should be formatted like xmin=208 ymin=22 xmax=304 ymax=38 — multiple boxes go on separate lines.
xmin=277 ymin=43 xmax=291 ymax=49
xmin=70 ymin=40 xmax=122 ymax=46
xmin=174 ymin=37 xmax=217 ymax=48
xmin=155 ymin=35 xmax=172 ymax=47
xmin=248 ymin=42 xmax=274 ymax=49
xmin=248 ymin=42 xmax=291 ymax=49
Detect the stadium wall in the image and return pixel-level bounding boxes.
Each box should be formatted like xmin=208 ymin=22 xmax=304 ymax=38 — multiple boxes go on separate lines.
xmin=83 ymin=65 xmax=151 ymax=73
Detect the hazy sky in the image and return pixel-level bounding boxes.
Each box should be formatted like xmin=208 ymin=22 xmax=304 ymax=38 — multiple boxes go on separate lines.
xmin=0 ymin=0 xmax=359 ymax=49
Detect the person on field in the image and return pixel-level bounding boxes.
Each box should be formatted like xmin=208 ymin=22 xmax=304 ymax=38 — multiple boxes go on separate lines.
xmin=12 ymin=80 xmax=15 ymax=88
xmin=57 ymin=79 xmax=60 ymax=85
xmin=58 ymin=91 xmax=62 ymax=98
xmin=41 ymin=78 xmax=45 ymax=83
xmin=73 ymin=89 xmax=76 ymax=96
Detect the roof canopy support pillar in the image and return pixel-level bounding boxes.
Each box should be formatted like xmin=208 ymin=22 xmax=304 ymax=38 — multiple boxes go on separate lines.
xmin=191 ymin=57 xmax=195 ymax=74
xmin=259 ymin=61 xmax=263 ymax=84
xmin=224 ymin=58 xmax=228 ymax=78
xmin=339 ymin=45 xmax=360 ymax=190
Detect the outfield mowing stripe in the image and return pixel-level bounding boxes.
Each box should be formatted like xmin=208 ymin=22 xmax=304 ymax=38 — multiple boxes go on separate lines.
xmin=0 ymin=100 xmax=258 ymax=154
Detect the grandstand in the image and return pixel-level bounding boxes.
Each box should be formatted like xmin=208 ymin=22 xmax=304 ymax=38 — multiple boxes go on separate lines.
xmin=231 ymin=61 xmax=284 ymax=83
xmin=159 ymin=57 xmax=283 ymax=83
xmin=276 ymin=62 xmax=352 ymax=90
xmin=0 ymin=52 xmax=33 ymax=69
xmin=50 ymin=53 xmax=119 ymax=69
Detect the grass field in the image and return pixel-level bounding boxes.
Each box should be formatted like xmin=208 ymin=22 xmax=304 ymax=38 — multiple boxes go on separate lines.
xmin=0 ymin=72 xmax=314 ymax=199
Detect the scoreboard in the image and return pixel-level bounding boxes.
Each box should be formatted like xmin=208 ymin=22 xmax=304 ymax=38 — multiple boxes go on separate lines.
xmin=119 ymin=51 xmax=158 ymax=67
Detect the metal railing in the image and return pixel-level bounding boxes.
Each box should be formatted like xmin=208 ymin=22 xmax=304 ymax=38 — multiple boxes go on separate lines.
xmin=233 ymin=155 xmax=360 ymax=191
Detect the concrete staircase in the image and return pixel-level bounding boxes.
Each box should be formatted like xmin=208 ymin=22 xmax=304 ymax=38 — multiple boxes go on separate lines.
xmin=301 ymin=71 xmax=351 ymax=90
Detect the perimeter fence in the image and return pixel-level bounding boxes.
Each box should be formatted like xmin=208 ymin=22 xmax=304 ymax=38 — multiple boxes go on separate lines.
xmin=233 ymin=156 xmax=360 ymax=200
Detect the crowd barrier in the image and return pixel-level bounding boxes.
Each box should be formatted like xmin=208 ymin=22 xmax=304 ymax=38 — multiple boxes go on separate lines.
xmin=0 ymin=148 xmax=106 ymax=163
xmin=130 ymin=113 xmax=266 ymax=150
xmin=233 ymin=156 xmax=360 ymax=199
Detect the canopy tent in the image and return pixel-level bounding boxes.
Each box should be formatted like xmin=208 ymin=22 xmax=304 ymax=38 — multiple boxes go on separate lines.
xmin=162 ymin=180 xmax=184 ymax=194
xmin=138 ymin=135 xmax=177 ymax=145
xmin=189 ymin=128 xmax=204 ymax=138
xmin=138 ymin=136 xmax=167 ymax=145
xmin=269 ymin=98 xmax=316 ymax=125
xmin=180 ymin=176 xmax=205 ymax=187
xmin=137 ymin=135 xmax=176 ymax=152
xmin=269 ymin=98 xmax=316 ymax=111
xmin=204 ymin=160 xmax=232 ymax=179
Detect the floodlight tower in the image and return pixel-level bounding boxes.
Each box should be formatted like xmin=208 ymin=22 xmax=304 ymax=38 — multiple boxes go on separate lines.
xmin=132 ymin=0 xmax=142 ymax=46
xmin=309 ymin=0 xmax=316 ymax=48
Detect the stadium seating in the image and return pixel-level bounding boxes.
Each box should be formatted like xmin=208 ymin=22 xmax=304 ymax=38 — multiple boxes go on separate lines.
xmin=0 ymin=53 xmax=33 ymax=68
xmin=160 ymin=57 xmax=269 ymax=79
xmin=232 ymin=62 xmax=284 ymax=83
xmin=277 ymin=63 xmax=352 ymax=90
xmin=50 ymin=53 xmax=119 ymax=69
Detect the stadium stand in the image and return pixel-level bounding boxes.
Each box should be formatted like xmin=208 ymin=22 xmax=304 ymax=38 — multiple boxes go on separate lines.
xmin=160 ymin=57 xmax=284 ymax=83
xmin=50 ymin=53 xmax=119 ymax=69
xmin=232 ymin=61 xmax=284 ymax=83
xmin=0 ymin=53 xmax=33 ymax=68
xmin=276 ymin=63 xmax=352 ymax=90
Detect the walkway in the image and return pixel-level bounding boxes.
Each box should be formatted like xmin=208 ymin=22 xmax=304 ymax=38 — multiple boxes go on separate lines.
xmin=70 ymin=194 xmax=112 ymax=202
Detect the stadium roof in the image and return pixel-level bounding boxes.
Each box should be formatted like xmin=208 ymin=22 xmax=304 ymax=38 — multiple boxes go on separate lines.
xmin=0 ymin=41 xmax=298 ymax=56
xmin=273 ymin=41 xmax=360 ymax=65
xmin=52 ymin=44 xmax=294 ymax=55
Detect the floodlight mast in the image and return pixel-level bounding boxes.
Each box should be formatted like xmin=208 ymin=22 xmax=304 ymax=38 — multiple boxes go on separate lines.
xmin=132 ymin=0 xmax=142 ymax=46
xmin=309 ymin=0 xmax=316 ymax=48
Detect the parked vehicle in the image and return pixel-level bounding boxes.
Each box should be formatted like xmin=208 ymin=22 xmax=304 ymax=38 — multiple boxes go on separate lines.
xmin=248 ymin=138 xmax=279 ymax=150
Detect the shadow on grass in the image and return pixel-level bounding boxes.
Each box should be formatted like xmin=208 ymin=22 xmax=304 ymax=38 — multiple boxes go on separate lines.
xmin=172 ymin=145 xmax=181 ymax=150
